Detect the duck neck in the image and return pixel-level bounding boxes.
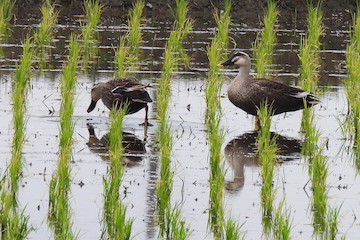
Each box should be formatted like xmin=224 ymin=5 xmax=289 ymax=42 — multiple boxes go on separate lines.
xmin=233 ymin=64 xmax=251 ymax=84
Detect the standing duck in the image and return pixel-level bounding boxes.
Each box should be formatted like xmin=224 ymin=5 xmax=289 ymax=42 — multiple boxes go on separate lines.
xmin=217 ymin=51 xmax=319 ymax=123
xmin=87 ymin=77 xmax=152 ymax=125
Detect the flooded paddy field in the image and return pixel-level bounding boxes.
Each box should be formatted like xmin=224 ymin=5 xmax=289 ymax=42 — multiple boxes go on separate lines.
xmin=0 ymin=2 xmax=358 ymax=239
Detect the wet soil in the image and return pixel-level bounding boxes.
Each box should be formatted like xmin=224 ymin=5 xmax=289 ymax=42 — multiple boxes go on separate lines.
xmin=13 ymin=0 xmax=358 ymax=30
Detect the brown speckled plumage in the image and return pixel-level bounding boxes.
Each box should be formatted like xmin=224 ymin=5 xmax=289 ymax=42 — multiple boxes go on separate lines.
xmin=87 ymin=78 xmax=152 ymax=123
xmin=218 ymin=51 xmax=319 ymax=116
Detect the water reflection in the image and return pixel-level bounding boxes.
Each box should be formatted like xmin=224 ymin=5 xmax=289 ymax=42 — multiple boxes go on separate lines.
xmin=86 ymin=123 xmax=145 ymax=166
xmin=224 ymin=132 xmax=302 ymax=191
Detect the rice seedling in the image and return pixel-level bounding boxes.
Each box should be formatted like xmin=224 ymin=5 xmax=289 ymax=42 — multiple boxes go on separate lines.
xmin=224 ymin=218 xmax=245 ymax=240
xmin=298 ymin=2 xmax=323 ymax=138
xmin=102 ymin=105 xmax=134 ymax=239
xmin=345 ymin=7 xmax=360 ymax=163
xmin=205 ymin=1 xmax=246 ymax=239
xmin=252 ymin=2 xmax=295 ymax=237
xmin=251 ymin=1 xmax=286 ymax=236
xmin=256 ymin=101 xmax=277 ymax=234
xmin=127 ymin=0 xmax=144 ymax=57
xmin=48 ymin=35 xmax=79 ymax=239
xmin=206 ymin=37 xmax=226 ymax=237
xmin=205 ymin=0 xmax=231 ymax=120
xmin=0 ymin=0 xmax=14 ymax=36
xmin=114 ymin=34 xmax=131 ymax=78
xmin=299 ymin=2 xmax=323 ymax=94
xmin=253 ymin=0 xmax=279 ymax=78
xmin=167 ymin=0 xmax=194 ymax=69
xmin=113 ymin=0 xmax=144 ymax=77
xmin=33 ymin=0 xmax=59 ymax=69
xmin=252 ymin=0 xmax=278 ymax=131
xmin=0 ymin=37 xmax=34 ymax=240
xmin=0 ymin=201 xmax=32 ymax=240
xmin=298 ymin=3 xmax=342 ymax=237
xmin=272 ymin=200 xmax=292 ymax=240
xmin=9 ymin=37 xmax=34 ymax=192
xmin=155 ymin=1 xmax=192 ymax=238
xmin=81 ymin=0 xmax=103 ymax=69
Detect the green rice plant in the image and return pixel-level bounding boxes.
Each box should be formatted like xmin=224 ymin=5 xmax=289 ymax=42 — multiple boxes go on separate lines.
xmin=310 ymin=148 xmax=328 ymax=234
xmin=0 ymin=37 xmax=34 ymax=240
xmin=253 ymin=0 xmax=278 ymax=78
xmin=326 ymin=205 xmax=342 ymax=239
xmin=102 ymin=105 xmax=134 ymax=239
xmin=128 ymin=0 xmax=144 ymax=56
xmin=252 ymin=0 xmax=278 ymax=131
xmin=272 ymin=200 xmax=292 ymax=240
xmin=256 ymin=101 xmax=277 ymax=234
xmin=345 ymin=8 xmax=360 ymax=162
xmin=34 ymin=0 xmax=59 ymax=69
xmin=205 ymin=1 xmax=246 ymax=238
xmin=205 ymin=0 xmax=231 ymax=110
xmin=0 ymin=207 xmax=32 ymax=240
xmin=299 ymin=1 xmax=323 ymax=153
xmin=251 ymin=1 xmax=280 ymax=235
xmin=299 ymin=2 xmax=323 ymax=94
xmin=168 ymin=0 xmax=194 ymax=69
xmin=113 ymin=33 xmax=138 ymax=78
xmin=114 ymin=34 xmax=131 ymax=78
xmin=205 ymin=20 xmax=225 ymax=240
xmin=9 ymin=37 xmax=34 ymax=192
xmin=205 ymin=0 xmax=231 ymax=123
xmin=48 ymin=35 xmax=79 ymax=240
xmin=0 ymin=0 xmax=14 ymax=36
xmin=298 ymin=3 xmax=342 ymax=237
xmin=213 ymin=0 xmax=231 ymax=46
xmin=113 ymin=0 xmax=144 ymax=77
xmin=81 ymin=0 xmax=103 ymax=69
xmin=224 ymin=218 xmax=245 ymax=240
xmin=155 ymin=1 xmax=193 ymax=238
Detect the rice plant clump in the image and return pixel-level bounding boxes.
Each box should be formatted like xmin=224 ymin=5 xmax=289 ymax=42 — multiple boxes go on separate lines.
xmin=48 ymin=35 xmax=79 ymax=239
xmin=114 ymin=0 xmax=144 ymax=77
xmin=345 ymin=7 xmax=360 ymax=155
xmin=155 ymin=0 xmax=192 ymax=238
xmin=206 ymin=1 xmax=244 ymax=239
xmin=128 ymin=0 xmax=144 ymax=57
xmin=253 ymin=0 xmax=279 ymax=78
xmin=114 ymin=34 xmax=132 ymax=78
xmin=81 ymin=0 xmax=103 ymax=69
xmin=0 ymin=37 xmax=34 ymax=240
xmin=299 ymin=3 xmax=341 ymax=238
xmin=102 ymin=105 xmax=134 ymax=239
xmin=0 ymin=0 xmax=14 ymax=36
xmin=34 ymin=0 xmax=59 ymax=68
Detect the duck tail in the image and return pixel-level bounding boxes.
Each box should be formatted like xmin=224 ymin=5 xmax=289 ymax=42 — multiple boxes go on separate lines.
xmin=306 ymin=93 xmax=320 ymax=106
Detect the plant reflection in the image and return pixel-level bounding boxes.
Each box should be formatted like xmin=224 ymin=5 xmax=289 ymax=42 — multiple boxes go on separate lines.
xmin=86 ymin=123 xmax=145 ymax=166
xmin=224 ymin=132 xmax=302 ymax=191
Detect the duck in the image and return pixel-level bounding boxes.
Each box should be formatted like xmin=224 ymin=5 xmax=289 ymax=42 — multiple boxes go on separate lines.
xmin=87 ymin=77 xmax=152 ymax=125
xmin=217 ymin=51 xmax=320 ymax=124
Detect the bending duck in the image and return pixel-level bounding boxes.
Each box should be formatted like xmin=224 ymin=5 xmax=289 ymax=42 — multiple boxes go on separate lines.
xmin=87 ymin=77 xmax=152 ymax=124
xmin=217 ymin=51 xmax=319 ymax=120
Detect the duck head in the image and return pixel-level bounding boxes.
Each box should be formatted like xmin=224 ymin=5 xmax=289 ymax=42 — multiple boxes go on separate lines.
xmin=217 ymin=51 xmax=251 ymax=68
xmin=87 ymin=83 xmax=103 ymax=113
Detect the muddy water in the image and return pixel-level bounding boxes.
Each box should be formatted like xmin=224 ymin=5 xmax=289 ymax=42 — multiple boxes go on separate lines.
xmin=0 ymin=15 xmax=357 ymax=239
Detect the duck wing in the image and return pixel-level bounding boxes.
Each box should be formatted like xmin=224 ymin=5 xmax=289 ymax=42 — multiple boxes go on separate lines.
xmin=110 ymin=79 xmax=152 ymax=104
xmin=248 ymin=78 xmax=319 ymax=115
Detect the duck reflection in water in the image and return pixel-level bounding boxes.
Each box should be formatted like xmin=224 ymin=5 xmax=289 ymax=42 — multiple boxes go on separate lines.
xmin=86 ymin=123 xmax=146 ymax=166
xmin=224 ymin=132 xmax=302 ymax=191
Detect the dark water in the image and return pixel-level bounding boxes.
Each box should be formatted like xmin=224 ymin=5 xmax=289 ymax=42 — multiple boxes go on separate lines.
xmin=0 ymin=12 xmax=356 ymax=240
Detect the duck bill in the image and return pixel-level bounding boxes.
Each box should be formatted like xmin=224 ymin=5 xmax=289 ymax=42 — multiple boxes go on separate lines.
xmin=217 ymin=58 xmax=234 ymax=67
xmin=87 ymin=100 xmax=97 ymax=113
